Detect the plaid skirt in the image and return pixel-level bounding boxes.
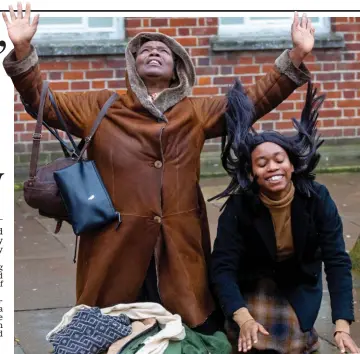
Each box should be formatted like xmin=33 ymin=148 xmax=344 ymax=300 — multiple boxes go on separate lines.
xmin=226 ymin=278 xmax=320 ymax=354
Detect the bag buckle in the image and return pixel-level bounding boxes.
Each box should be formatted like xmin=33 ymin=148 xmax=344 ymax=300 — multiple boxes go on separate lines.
xmin=33 ymin=132 xmax=42 ymax=140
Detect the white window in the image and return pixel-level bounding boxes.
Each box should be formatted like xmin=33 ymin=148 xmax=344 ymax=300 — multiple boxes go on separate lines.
xmin=33 ymin=17 xmax=125 ymax=41
xmin=218 ymin=17 xmax=330 ymax=37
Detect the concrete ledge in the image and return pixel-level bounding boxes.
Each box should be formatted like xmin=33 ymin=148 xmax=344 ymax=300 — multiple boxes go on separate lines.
xmin=211 ymin=32 xmax=345 ymax=52
xmin=33 ymin=39 xmax=127 ymax=57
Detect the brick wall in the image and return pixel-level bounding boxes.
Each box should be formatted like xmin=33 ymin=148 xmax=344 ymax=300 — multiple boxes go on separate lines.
xmin=14 ymin=17 xmax=360 ymax=167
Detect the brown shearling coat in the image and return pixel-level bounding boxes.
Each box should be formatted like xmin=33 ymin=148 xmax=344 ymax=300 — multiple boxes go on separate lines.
xmin=4 ymin=32 xmax=311 ymax=328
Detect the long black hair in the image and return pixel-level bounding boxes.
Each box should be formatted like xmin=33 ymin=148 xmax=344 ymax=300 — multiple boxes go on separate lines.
xmin=209 ymin=79 xmax=326 ymax=201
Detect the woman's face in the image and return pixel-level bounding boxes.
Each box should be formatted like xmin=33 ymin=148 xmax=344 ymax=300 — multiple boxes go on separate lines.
xmin=251 ymin=142 xmax=294 ymax=197
xmin=135 ymin=41 xmax=174 ymax=84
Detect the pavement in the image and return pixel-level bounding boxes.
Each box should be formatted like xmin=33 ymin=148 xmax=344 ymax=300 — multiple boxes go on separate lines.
xmin=14 ymin=173 xmax=360 ymax=353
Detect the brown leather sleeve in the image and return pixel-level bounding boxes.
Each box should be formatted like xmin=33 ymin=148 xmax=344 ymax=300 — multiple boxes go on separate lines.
xmin=3 ymin=46 xmax=110 ymax=138
xmin=193 ymin=49 xmax=311 ymax=140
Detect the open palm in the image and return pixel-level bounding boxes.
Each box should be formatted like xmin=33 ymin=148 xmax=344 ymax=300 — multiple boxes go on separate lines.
xmin=2 ymin=3 xmax=39 ymax=46
xmin=291 ymin=12 xmax=315 ymax=55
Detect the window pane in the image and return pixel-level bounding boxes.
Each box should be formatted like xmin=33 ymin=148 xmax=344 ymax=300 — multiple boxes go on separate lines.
xmin=39 ymin=17 xmax=83 ymax=25
xmin=220 ymin=17 xmax=244 ymax=25
xmin=88 ymin=17 xmax=114 ymax=28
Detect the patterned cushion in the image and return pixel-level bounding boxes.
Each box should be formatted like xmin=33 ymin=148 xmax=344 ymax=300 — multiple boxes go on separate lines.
xmin=49 ymin=307 xmax=132 ymax=354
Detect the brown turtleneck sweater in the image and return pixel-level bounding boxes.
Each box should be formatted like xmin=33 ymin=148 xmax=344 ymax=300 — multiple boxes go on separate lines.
xmin=233 ymin=182 xmax=350 ymax=334
xmin=259 ymin=182 xmax=295 ymax=262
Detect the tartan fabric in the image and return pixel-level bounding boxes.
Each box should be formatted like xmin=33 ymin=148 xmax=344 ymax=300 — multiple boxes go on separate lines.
xmin=227 ymin=278 xmax=320 ymax=354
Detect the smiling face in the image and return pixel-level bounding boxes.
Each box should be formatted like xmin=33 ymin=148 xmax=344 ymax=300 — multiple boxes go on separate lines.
xmin=251 ymin=142 xmax=294 ymax=198
xmin=135 ymin=40 xmax=175 ymax=85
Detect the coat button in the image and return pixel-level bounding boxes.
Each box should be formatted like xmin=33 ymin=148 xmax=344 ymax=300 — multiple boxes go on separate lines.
xmin=154 ymin=160 xmax=163 ymax=168
xmin=154 ymin=216 xmax=162 ymax=223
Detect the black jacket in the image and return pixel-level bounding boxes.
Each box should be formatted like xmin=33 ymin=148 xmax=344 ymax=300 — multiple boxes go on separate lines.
xmin=211 ymin=182 xmax=354 ymax=332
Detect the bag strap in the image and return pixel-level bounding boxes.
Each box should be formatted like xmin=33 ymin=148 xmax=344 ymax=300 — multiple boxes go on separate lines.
xmin=21 ymin=95 xmax=80 ymax=157
xmin=48 ymin=91 xmax=80 ymax=156
xmin=29 ymin=81 xmax=49 ymax=178
xmin=78 ymin=92 xmax=119 ymax=160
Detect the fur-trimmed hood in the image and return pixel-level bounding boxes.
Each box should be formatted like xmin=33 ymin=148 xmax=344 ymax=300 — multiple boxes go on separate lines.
xmin=125 ymin=32 xmax=196 ymax=121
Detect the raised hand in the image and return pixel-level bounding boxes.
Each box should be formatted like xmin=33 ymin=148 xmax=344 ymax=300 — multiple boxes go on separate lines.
xmin=291 ymin=12 xmax=315 ymax=57
xmin=2 ymin=2 xmax=39 ymax=59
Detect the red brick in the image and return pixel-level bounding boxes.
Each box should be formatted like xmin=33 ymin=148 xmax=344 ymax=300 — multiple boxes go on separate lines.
xmin=71 ymin=61 xmax=90 ymax=70
xmin=337 ymin=100 xmax=360 ymax=108
xmin=64 ymin=72 xmax=84 ymax=80
xmin=198 ymin=38 xmax=210 ymax=46
xmin=239 ymin=57 xmax=254 ymax=65
xmin=212 ymin=56 xmax=237 ymax=65
xmin=49 ymin=72 xmax=62 ymax=80
xmin=199 ymin=18 xmax=205 ymax=26
xmin=178 ymin=28 xmax=190 ymax=36
xmin=282 ymin=111 xmax=301 ymax=120
xmin=126 ymin=18 xmax=141 ymax=28
xmin=71 ymin=81 xmax=90 ymax=90
xmin=196 ymin=67 xmax=218 ymax=75
xmin=323 ymin=63 xmax=335 ymax=71
xmin=319 ymin=109 xmax=342 ymax=118
xmin=325 ymin=91 xmax=341 ymax=99
xmin=344 ymin=128 xmax=356 ymax=136
xmin=346 ymin=43 xmax=360 ymax=51
xmin=337 ymin=118 xmax=360 ymax=126
xmin=198 ymin=77 xmax=211 ymax=85
xmin=343 ymin=109 xmax=356 ymax=117
xmin=261 ymin=122 xmax=274 ymax=130
xmin=108 ymin=80 xmax=126 ymax=89
xmin=170 ymin=18 xmax=197 ymax=27
xmin=316 ymin=73 xmax=341 ymax=81
xmin=234 ymin=66 xmax=260 ymax=75
xmin=86 ymin=70 xmax=113 ymax=79
xmin=307 ymin=63 xmax=322 ymax=71
xmin=262 ymin=112 xmax=280 ymax=121
xmin=275 ymin=121 xmax=294 ymax=130
xmin=49 ymin=82 xmax=69 ymax=90
xmin=14 ymin=134 xmax=19 ymax=142
xmin=344 ymin=91 xmax=356 ymax=99
xmin=190 ymin=48 xmax=209 ymax=57
xmin=92 ymin=81 xmax=105 ymax=89
xmin=193 ymin=87 xmax=219 ymax=95
xmin=159 ymin=28 xmax=177 ymax=36
xmin=14 ymin=103 xmax=24 ymax=112
xmin=151 ymin=18 xmax=169 ymax=27
xmin=127 ymin=28 xmax=156 ymax=37
xmin=322 ymin=83 xmax=336 ymax=91
xmin=14 ymin=123 xmax=25 ymax=132
xmin=91 ymin=61 xmax=106 ymax=69
xmin=143 ymin=19 xmax=150 ymax=27
xmin=206 ymin=18 xmax=218 ymax=26
xmin=321 ymin=129 xmax=343 ymax=137
xmin=322 ymin=119 xmax=335 ymax=127
xmin=323 ymin=100 xmax=336 ymax=108
xmin=176 ymin=37 xmax=197 ymax=47
xmin=107 ymin=59 xmax=126 ymax=69
xmin=255 ymin=56 xmax=277 ymax=64
xmin=343 ymin=73 xmax=355 ymax=81
xmin=191 ymin=27 xmax=217 ymax=36
xmin=213 ymin=76 xmax=236 ymax=85
xmin=335 ymin=23 xmax=360 ymax=32
xmin=40 ymin=62 xmax=69 ymax=71
xmin=344 ymin=33 xmax=355 ymax=41
xmin=277 ymin=102 xmax=294 ymax=111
